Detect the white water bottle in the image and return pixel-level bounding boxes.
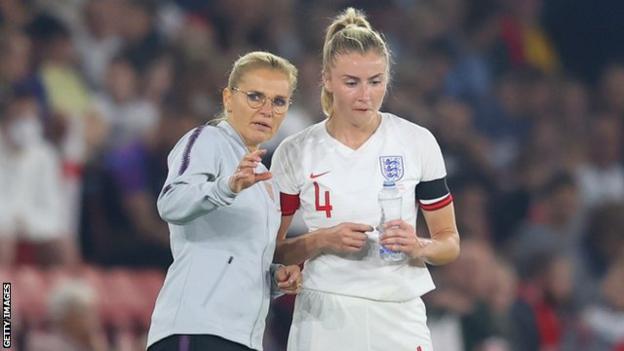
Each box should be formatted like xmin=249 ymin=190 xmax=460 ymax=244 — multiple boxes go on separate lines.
xmin=378 ymin=181 xmax=407 ymax=262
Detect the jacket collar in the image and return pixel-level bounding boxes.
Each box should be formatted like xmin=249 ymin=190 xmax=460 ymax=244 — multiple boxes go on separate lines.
xmin=217 ymin=120 xmax=248 ymax=150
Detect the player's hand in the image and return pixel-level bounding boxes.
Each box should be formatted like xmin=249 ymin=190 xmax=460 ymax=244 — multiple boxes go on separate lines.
xmin=228 ymin=149 xmax=271 ymax=193
xmin=320 ymin=222 xmax=374 ymax=254
xmin=275 ymin=265 xmax=302 ymax=294
xmin=379 ymin=220 xmax=431 ymax=259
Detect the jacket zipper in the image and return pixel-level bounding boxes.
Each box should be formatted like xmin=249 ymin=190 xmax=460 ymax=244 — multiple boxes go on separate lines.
xmin=202 ymin=255 xmax=234 ymax=307
xmin=250 ymin=187 xmax=272 ymax=346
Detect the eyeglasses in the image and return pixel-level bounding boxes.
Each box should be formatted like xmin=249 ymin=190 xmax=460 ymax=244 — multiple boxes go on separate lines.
xmin=231 ymin=87 xmax=291 ymax=113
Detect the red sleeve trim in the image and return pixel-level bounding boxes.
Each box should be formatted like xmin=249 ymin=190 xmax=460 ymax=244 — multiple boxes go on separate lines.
xmin=280 ymin=192 xmax=300 ymax=216
xmin=419 ymin=194 xmax=453 ymax=211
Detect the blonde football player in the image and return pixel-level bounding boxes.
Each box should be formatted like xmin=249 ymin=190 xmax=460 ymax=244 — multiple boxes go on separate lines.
xmin=271 ymin=8 xmax=460 ymax=351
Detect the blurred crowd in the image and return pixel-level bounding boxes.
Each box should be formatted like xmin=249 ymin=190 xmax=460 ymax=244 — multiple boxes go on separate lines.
xmin=0 ymin=0 xmax=623 ymax=350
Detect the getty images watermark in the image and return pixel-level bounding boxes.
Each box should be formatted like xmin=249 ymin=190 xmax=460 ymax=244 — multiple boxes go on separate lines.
xmin=2 ymin=283 xmax=10 ymax=349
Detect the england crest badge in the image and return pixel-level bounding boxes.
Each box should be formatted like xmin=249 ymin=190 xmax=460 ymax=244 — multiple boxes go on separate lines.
xmin=379 ymin=155 xmax=404 ymax=182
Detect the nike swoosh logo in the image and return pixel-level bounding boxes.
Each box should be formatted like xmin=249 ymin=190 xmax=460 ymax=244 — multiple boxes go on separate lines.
xmin=310 ymin=171 xmax=331 ymax=179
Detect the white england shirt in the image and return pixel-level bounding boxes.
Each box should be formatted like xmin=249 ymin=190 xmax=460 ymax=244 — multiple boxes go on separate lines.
xmin=270 ymin=112 xmax=452 ymax=302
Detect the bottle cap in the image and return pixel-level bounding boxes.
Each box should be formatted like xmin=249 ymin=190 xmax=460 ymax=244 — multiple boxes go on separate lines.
xmin=383 ymin=180 xmax=396 ymax=187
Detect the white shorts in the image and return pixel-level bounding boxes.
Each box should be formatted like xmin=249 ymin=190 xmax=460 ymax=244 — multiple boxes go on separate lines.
xmin=287 ymin=289 xmax=433 ymax=351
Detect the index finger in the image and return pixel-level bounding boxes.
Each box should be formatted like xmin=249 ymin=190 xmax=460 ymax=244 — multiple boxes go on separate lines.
xmin=384 ymin=219 xmax=406 ymax=229
xmin=248 ymin=148 xmax=267 ymax=158
xmin=346 ymin=223 xmax=375 ymax=233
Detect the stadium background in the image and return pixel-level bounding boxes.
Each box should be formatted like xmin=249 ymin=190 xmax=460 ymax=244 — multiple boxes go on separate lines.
xmin=0 ymin=0 xmax=623 ymax=350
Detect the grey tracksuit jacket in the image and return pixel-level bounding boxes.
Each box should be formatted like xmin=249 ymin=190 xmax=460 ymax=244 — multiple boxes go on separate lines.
xmin=146 ymin=121 xmax=281 ymax=350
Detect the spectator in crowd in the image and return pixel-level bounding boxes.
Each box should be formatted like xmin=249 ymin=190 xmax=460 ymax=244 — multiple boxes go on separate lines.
xmin=509 ymin=172 xmax=583 ymax=277
xmin=427 ymin=239 xmax=505 ymax=351
xmin=509 ymin=249 xmax=578 ymax=351
xmin=575 ymin=203 xmax=624 ymax=307
xmin=27 ymin=13 xmax=103 ymax=243
xmin=26 ymin=279 xmax=108 ymax=351
xmin=94 ymin=55 xmax=160 ymax=149
xmin=598 ymin=63 xmax=624 ymax=117
xmin=0 ymin=91 xmax=76 ymax=266
xmin=580 ymin=256 xmax=624 ymax=350
xmin=118 ymin=0 xmax=166 ymax=73
xmin=574 ymin=116 xmax=624 ymax=209
xmin=74 ymin=0 xmax=122 ymax=90
xmin=0 ymin=28 xmax=48 ymax=125
xmin=81 ymin=55 xmax=167 ymax=268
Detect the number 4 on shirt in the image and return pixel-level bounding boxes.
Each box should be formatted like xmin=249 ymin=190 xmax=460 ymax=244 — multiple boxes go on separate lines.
xmin=313 ymin=181 xmax=332 ymax=218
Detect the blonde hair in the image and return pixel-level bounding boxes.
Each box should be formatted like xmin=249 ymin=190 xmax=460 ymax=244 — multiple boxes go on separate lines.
xmin=228 ymin=51 xmax=298 ymax=92
xmin=321 ymin=8 xmax=390 ymax=117
xmin=213 ymin=51 xmax=297 ymax=123
xmin=48 ymin=279 xmax=97 ymax=322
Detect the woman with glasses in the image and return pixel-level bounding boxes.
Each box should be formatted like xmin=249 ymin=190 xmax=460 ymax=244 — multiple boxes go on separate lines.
xmin=147 ymin=51 xmax=302 ymax=351
xmin=270 ymin=8 xmax=460 ymax=351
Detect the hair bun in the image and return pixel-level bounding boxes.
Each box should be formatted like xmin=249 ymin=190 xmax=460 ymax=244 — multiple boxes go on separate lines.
xmin=326 ymin=7 xmax=372 ymax=41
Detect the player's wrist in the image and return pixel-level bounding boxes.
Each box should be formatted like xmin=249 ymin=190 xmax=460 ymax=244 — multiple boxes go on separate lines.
xmin=311 ymin=228 xmax=329 ymax=254
xmin=408 ymin=238 xmax=433 ymax=259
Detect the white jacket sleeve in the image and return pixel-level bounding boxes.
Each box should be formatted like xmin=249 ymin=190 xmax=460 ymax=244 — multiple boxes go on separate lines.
xmin=157 ymin=127 xmax=238 ymax=225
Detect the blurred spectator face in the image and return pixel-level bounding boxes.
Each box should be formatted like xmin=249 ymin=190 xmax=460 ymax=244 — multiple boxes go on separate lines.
xmin=0 ymin=0 xmax=30 ymax=27
xmin=84 ymin=0 xmax=121 ymax=38
xmin=452 ymin=239 xmax=496 ymax=299
xmin=518 ymin=153 xmax=552 ymax=191
xmin=178 ymin=18 xmax=217 ymax=61
xmin=589 ymin=117 xmax=622 ymax=168
xmin=456 ymin=183 xmax=490 ymax=239
xmin=157 ymin=111 xmax=200 ymax=150
xmin=489 ymin=261 xmax=518 ymax=313
xmin=544 ymin=256 xmax=573 ymax=304
xmin=589 ymin=204 xmax=624 ymax=266
xmin=467 ymin=14 xmax=501 ymax=50
xmin=28 ymin=14 xmax=76 ymax=65
xmin=414 ymin=51 xmax=452 ymax=98
xmin=435 ymin=99 xmax=472 ymax=145
xmin=496 ymin=75 xmax=524 ymax=118
xmin=559 ymin=80 xmax=588 ymax=119
xmin=601 ymin=258 xmax=624 ymax=310
xmin=223 ymin=68 xmax=292 ymax=148
xmin=145 ymin=56 xmax=174 ymax=103
xmin=297 ymin=56 xmax=322 ymax=114
xmin=48 ymin=36 xmax=76 ymax=65
xmin=548 ymin=182 xmax=579 ymax=225
xmin=0 ymin=30 xmax=32 ymax=82
xmin=526 ymin=77 xmax=555 ymax=118
xmin=2 ymin=97 xmax=43 ymax=150
xmin=218 ymin=0 xmax=266 ymax=24
xmin=106 ymin=59 xmax=138 ymax=103
xmin=324 ymin=51 xmax=388 ymax=124
xmin=594 ymin=221 xmax=624 ymax=265
xmin=120 ymin=2 xmax=153 ymax=42
xmin=505 ymin=0 xmax=543 ymax=22
xmin=600 ymin=64 xmax=624 ymax=114
xmin=48 ymin=280 xmax=102 ymax=346
xmin=410 ymin=2 xmax=448 ymax=44
xmin=62 ymin=298 xmax=99 ymax=339
xmin=530 ymin=120 xmax=561 ymax=164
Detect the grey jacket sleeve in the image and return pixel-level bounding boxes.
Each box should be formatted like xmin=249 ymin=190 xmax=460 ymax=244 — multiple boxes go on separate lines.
xmin=157 ymin=127 xmax=238 ymax=225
